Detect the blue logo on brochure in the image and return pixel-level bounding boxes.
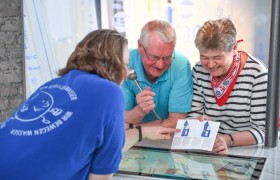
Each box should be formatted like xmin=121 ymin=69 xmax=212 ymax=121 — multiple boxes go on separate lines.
xmin=201 ymin=121 xmax=211 ymax=137
xmin=181 ymin=120 xmax=190 ymax=136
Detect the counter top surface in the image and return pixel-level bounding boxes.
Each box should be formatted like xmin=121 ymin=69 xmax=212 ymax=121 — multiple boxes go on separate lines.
xmin=114 ymin=139 xmax=280 ymax=179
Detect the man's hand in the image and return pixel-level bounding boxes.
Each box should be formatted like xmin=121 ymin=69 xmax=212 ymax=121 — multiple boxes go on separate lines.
xmin=136 ymin=86 xmax=156 ymax=114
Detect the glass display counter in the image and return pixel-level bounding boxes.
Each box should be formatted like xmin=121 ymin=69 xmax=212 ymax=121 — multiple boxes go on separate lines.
xmin=116 ymin=146 xmax=265 ymax=180
xmin=114 ymin=139 xmax=280 ymax=180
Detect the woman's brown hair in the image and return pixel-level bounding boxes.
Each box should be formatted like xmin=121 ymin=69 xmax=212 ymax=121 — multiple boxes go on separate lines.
xmin=194 ymin=18 xmax=237 ymax=53
xmin=58 ymin=29 xmax=128 ymax=85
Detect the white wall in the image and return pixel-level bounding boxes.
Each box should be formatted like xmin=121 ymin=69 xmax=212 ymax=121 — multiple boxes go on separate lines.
xmin=24 ymin=0 xmax=272 ymax=98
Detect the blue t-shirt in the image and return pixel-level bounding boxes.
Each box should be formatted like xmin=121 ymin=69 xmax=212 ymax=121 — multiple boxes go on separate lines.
xmin=122 ymin=49 xmax=193 ymax=123
xmin=0 ymin=70 xmax=125 ymax=180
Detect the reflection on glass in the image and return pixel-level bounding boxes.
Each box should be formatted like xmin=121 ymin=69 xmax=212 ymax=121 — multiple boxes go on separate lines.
xmin=118 ymin=147 xmax=266 ymax=180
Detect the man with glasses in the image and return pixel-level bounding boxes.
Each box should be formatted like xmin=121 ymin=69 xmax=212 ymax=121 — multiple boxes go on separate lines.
xmin=122 ymin=20 xmax=193 ymax=128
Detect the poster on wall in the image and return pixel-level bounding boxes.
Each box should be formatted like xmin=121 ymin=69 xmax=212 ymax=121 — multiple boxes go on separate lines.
xmin=23 ymin=0 xmax=99 ymax=98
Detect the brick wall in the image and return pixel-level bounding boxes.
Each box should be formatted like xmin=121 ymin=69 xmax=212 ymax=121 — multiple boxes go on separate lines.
xmin=0 ymin=0 xmax=24 ymax=123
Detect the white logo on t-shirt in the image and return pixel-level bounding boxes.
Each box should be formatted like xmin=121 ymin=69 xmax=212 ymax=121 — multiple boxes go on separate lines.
xmin=1 ymin=85 xmax=77 ymax=136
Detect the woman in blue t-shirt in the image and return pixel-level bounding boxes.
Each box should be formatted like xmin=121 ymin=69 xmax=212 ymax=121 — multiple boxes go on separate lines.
xmin=0 ymin=29 xmax=179 ymax=180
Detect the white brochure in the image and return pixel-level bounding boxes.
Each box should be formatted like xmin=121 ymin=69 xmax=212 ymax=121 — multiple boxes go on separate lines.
xmin=171 ymin=119 xmax=220 ymax=151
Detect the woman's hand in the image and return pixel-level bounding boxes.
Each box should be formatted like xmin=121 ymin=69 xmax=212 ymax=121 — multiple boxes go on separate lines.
xmin=197 ymin=115 xmax=210 ymax=121
xmin=142 ymin=126 xmax=180 ymax=140
xmin=212 ymin=134 xmax=228 ymax=154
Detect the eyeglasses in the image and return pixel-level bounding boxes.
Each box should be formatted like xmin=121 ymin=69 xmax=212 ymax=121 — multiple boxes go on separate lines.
xmin=141 ymin=42 xmax=175 ymax=62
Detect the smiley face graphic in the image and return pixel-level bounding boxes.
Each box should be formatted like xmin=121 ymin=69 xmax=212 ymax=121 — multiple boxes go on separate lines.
xmin=15 ymin=91 xmax=54 ymax=123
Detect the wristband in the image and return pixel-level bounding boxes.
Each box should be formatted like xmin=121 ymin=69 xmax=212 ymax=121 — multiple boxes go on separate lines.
xmin=135 ymin=125 xmax=142 ymax=142
xmin=128 ymin=123 xmax=134 ymax=129
xmin=228 ymin=134 xmax=236 ymax=147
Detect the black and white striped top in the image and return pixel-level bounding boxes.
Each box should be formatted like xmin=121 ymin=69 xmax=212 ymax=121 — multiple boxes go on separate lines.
xmin=187 ymin=55 xmax=267 ymax=144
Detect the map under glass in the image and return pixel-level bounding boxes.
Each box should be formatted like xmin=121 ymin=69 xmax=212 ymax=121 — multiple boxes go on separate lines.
xmin=117 ymin=146 xmax=266 ymax=180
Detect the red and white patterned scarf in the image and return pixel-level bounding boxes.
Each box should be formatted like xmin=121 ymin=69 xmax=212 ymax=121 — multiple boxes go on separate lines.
xmin=211 ymin=52 xmax=241 ymax=106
